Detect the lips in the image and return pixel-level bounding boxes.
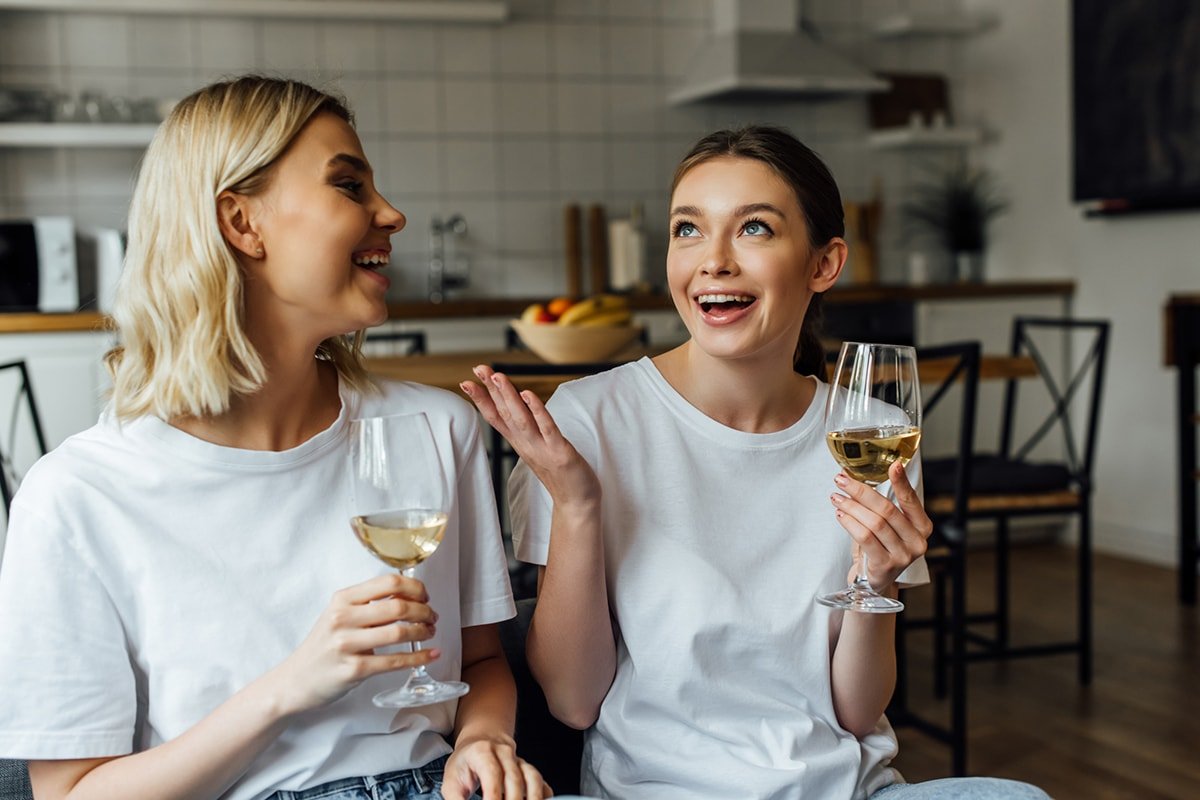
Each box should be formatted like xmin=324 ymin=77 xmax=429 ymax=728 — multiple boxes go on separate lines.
xmin=353 ymin=248 xmax=391 ymax=291
xmin=352 ymin=248 xmax=390 ymax=269
xmin=694 ymin=290 xmax=757 ymax=324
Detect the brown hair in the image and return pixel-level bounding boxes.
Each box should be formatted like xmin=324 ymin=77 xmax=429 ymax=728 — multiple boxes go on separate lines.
xmin=671 ymin=125 xmax=843 ymax=376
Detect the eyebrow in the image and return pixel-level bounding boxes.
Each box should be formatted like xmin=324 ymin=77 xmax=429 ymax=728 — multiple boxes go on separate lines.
xmin=327 ymin=153 xmax=370 ymax=173
xmin=669 ymin=202 xmax=786 ymax=218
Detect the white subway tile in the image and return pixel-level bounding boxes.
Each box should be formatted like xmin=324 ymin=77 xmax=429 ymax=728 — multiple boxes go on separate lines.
xmin=438 ymin=27 xmax=496 ymax=76
xmin=555 ymin=139 xmax=608 ymax=195
xmin=196 ymin=19 xmax=259 ymax=73
xmin=551 ymin=23 xmax=605 ymax=76
xmin=442 ymin=78 xmax=497 ymax=134
xmin=384 ymin=139 xmax=444 ymax=196
xmin=320 ymin=22 xmax=383 ymax=74
xmin=499 ymin=139 xmax=556 ymax=193
xmin=445 ymin=140 xmax=500 ymax=194
xmin=261 ymin=21 xmax=320 ymax=72
xmin=0 ymin=11 xmax=62 ymax=68
xmin=553 ymin=81 xmax=607 ymax=134
xmin=381 ymin=23 xmax=439 ymax=74
xmin=497 ymin=79 xmax=552 ymax=134
xmin=131 ymin=17 xmax=195 ymax=70
xmin=382 ymin=77 xmax=440 ymax=134
xmin=63 ymin=14 xmax=130 ymax=70
xmin=496 ymin=22 xmax=550 ymax=76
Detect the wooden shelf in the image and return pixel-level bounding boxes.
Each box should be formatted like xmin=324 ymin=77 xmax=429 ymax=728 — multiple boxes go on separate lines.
xmin=871 ymin=12 xmax=998 ymax=39
xmin=868 ymin=126 xmax=985 ymax=149
xmin=0 ymin=0 xmax=508 ymax=22
xmin=0 ymin=123 xmax=157 ymax=148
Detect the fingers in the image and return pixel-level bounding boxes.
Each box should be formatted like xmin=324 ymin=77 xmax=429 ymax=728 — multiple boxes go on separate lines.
xmin=831 ymin=471 xmax=929 ymax=583
xmin=335 ymin=572 xmax=428 ymax=605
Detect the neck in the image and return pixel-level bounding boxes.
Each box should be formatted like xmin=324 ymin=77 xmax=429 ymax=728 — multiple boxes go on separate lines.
xmin=170 ymin=333 xmax=343 ymax=452
xmin=653 ymin=341 xmax=816 ymax=433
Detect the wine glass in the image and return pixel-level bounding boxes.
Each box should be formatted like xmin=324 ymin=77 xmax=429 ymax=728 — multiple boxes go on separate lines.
xmin=348 ymin=412 xmax=469 ymax=707
xmin=819 ymin=342 xmax=922 ymax=613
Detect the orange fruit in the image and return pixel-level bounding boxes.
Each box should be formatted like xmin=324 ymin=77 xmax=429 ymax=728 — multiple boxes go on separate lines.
xmin=547 ymin=297 xmax=574 ymax=318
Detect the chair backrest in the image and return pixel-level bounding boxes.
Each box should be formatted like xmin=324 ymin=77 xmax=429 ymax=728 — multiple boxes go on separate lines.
xmin=999 ymin=318 xmax=1109 ymax=488
xmin=362 ymin=330 xmax=427 ymax=357
xmin=0 ymin=360 xmax=49 ymax=514
xmin=917 ymin=342 xmax=981 ymax=530
xmin=498 ymin=597 xmax=584 ymax=795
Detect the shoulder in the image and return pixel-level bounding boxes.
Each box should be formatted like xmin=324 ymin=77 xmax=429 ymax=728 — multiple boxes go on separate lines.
xmin=357 ymin=377 xmax=483 ymax=441
xmin=547 ymin=359 xmax=649 ymax=414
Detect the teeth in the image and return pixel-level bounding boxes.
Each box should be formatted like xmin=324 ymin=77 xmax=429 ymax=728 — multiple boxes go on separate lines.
xmin=697 ymin=293 xmax=753 ymax=304
xmin=353 ymin=253 xmax=390 ymax=267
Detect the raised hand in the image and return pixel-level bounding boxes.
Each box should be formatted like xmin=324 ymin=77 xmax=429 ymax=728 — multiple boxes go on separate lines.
xmin=461 ymin=366 xmax=599 ymax=509
xmin=830 ymin=460 xmax=932 ymax=591
xmin=270 ymin=572 xmax=439 ymax=714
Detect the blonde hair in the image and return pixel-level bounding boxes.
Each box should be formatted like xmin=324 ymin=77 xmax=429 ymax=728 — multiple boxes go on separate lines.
xmin=105 ymin=75 xmax=373 ymax=421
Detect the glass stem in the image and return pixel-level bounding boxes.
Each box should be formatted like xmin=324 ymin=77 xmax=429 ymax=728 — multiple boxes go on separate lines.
xmin=402 ymin=567 xmax=431 ymax=678
xmin=853 ymin=550 xmax=873 ymax=592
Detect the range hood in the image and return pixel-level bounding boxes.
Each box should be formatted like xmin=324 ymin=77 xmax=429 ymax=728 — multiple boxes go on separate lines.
xmin=668 ymin=0 xmax=888 ymax=105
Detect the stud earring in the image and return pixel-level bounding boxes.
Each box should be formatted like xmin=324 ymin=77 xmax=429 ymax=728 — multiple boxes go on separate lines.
xmin=255 ymin=247 xmax=264 ymax=257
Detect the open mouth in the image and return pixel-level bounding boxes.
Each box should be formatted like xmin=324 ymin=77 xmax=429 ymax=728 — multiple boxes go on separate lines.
xmin=352 ymin=250 xmax=390 ymax=270
xmin=696 ymin=292 xmax=756 ymax=314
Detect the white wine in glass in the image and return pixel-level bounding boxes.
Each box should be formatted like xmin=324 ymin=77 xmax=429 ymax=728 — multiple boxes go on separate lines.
xmin=819 ymin=342 xmax=922 ymax=614
xmin=348 ymin=412 xmax=469 ymax=708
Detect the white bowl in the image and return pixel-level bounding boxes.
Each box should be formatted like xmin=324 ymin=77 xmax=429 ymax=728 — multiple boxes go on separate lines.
xmin=509 ymin=319 xmax=643 ymax=364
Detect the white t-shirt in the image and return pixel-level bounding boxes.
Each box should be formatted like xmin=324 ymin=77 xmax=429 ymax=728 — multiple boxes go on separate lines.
xmin=510 ymin=358 xmax=927 ymax=800
xmin=0 ymin=378 xmax=515 ymax=799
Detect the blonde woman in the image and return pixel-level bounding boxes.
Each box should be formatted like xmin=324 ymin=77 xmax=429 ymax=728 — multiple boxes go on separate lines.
xmin=0 ymin=76 xmax=548 ymax=800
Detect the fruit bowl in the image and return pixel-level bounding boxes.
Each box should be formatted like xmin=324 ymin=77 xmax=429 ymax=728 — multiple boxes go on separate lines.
xmin=509 ymin=319 xmax=643 ymax=364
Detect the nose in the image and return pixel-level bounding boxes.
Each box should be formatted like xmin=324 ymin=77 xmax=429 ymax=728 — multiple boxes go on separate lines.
xmin=699 ymin=238 xmax=738 ymax=277
xmin=374 ymin=193 xmax=406 ymax=234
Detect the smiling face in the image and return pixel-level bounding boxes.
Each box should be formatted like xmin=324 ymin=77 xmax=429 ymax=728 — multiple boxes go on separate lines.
xmin=667 ymin=155 xmax=841 ymax=368
xmin=237 ymin=112 xmax=405 ymax=345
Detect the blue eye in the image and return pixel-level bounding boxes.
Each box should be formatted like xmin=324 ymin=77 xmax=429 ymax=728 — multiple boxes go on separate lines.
xmin=672 ymin=220 xmax=699 ymax=238
xmin=743 ymin=218 xmax=772 ymax=236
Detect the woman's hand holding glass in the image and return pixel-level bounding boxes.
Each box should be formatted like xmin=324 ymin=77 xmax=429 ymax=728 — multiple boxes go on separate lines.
xmin=829 ymin=460 xmax=932 ymax=598
xmin=821 ymin=342 xmax=932 ymax=612
xmin=269 ymin=572 xmax=438 ymax=715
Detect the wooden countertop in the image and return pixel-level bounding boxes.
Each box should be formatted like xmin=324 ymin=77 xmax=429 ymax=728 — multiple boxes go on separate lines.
xmin=367 ymin=349 xmax=1037 ymax=402
xmin=0 ymin=280 xmax=1075 ymax=334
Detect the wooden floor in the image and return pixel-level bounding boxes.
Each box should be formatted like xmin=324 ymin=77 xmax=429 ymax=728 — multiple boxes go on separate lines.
xmin=891 ymin=543 xmax=1200 ymax=799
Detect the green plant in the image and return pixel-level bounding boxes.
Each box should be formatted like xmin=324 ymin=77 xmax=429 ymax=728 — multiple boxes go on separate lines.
xmin=903 ymin=160 xmax=1008 ymax=252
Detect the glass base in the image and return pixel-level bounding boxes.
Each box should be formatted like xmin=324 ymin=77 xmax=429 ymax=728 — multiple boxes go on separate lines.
xmin=816 ymin=585 xmax=904 ymax=614
xmin=373 ymin=673 xmax=470 ymax=709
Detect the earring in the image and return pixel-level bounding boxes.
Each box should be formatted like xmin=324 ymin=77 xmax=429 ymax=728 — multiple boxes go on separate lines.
xmin=255 ymin=247 xmax=264 ymax=258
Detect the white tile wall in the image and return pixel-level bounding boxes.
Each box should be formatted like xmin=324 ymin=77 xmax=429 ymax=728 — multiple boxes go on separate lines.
xmin=0 ymin=1 xmax=978 ymax=296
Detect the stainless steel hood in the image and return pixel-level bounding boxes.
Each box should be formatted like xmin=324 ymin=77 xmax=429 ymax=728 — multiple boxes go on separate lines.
xmin=668 ymin=0 xmax=888 ymax=105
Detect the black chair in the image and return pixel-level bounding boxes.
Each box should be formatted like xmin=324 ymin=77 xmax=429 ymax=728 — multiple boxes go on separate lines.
xmin=923 ymin=318 xmax=1110 ymax=688
xmin=0 ymin=360 xmax=49 ymax=515
xmin=885 ymin=341 xmax=980 ymax=777
xmin=362 ymin=329 xmax=427 ymax=357
xmin=498 ymin=597 xmax=584 ymax=795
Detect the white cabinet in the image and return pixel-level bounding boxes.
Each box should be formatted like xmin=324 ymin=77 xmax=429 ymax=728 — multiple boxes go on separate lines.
xmin=0 ymin=331 xmax=115 ymax=452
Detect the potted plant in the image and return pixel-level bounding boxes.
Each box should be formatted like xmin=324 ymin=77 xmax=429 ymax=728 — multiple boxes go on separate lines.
xmin=903 ymin=160 xmax=1008 ymax=282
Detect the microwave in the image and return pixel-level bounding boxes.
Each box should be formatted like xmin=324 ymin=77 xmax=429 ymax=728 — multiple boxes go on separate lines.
xmin=0 ymin=216 xmax=78 ymax=312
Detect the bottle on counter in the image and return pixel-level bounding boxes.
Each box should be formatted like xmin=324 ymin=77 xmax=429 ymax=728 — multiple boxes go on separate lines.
xmin=607 ymin=203 xmax=645 ymax=292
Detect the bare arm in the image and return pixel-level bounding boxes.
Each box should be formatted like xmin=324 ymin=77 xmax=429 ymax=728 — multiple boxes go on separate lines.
xmin=828 ymin=461 xmax=931 ymax=738
xmin=462 ymin=368 xmax=616 ymax=729
xmin=440 ymin=624 xmax=550 ymax=800
xmin=29 ymin=573 xmax=439 ymax=800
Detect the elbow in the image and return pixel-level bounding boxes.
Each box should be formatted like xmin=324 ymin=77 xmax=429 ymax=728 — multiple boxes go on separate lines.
xmin=836 ymin=712 xmax=882 ymax=740
xmin=546 ymin=696 xmax=601 ymax=730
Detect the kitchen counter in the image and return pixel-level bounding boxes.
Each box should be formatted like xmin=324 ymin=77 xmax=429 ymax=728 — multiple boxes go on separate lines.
xmin=0 ymin=280 xmax=1074 ymax=333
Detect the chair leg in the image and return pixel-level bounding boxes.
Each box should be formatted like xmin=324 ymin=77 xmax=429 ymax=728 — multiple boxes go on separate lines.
xmin=933 ymin=567 xmax=948 ymax=699
xmin=1079 ymin=502 xmax=1093 ymax=686
xmin=950 ymin=539 xmax=968 ymax=776
xmin=994 ymin=517 xmax=1010 ymax=651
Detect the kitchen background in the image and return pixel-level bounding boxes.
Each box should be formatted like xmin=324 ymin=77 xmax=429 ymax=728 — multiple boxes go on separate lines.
xmin=0 ymin=0 xmax=1198 ymax=579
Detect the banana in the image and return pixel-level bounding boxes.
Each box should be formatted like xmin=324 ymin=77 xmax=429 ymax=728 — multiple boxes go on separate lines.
xmin=557 ymin=294 xmax=630 ymax=325
xmin=576 ymin=309 xmax=633 ymax=327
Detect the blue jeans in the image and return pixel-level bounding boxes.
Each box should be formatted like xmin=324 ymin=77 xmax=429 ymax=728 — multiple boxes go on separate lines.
xmin=870 ymin=777 xmax=1052 ymax=799
xmin=268 ymin=755 xmax=470 ymax=800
